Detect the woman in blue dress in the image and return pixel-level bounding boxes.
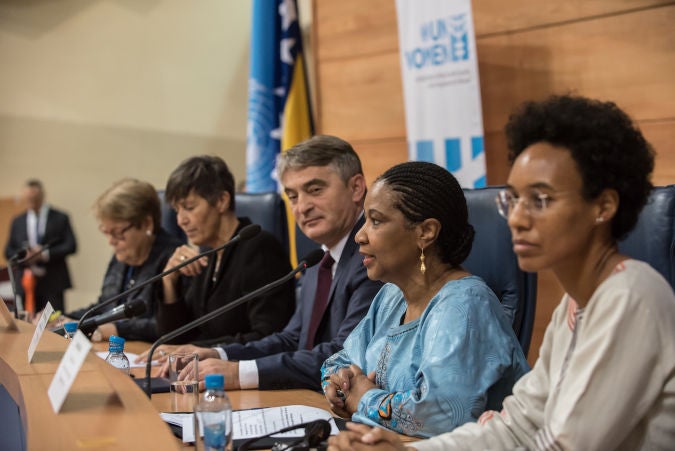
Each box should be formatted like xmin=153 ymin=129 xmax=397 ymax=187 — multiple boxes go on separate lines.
xmin=321 ymin=161 xmax=529 ymax=438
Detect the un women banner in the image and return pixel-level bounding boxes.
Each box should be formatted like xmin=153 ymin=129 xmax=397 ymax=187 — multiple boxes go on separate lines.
xmin=395 ymin=0 xmax=486 ymax=188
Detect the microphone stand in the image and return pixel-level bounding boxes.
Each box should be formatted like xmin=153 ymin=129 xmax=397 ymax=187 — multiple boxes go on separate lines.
xmin=142 ymin=249 xmax=324 ymax=398
xmin=6 ymin=258 xmax=23 ymax=318
xmin=75 ymin=224 xmax=261 ymax=336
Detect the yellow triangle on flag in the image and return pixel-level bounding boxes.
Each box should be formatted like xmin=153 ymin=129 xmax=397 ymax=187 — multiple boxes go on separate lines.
xmin=281 ymin=53 xmax=313 ymax=268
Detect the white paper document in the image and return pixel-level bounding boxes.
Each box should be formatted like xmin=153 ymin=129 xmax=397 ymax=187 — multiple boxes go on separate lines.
xmin=161 ymin=404 xmax=339 ymax=443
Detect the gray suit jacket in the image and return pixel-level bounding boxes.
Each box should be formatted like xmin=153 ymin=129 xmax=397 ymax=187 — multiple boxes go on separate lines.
xmin=220 ymin=216 xmax=383 ymax=390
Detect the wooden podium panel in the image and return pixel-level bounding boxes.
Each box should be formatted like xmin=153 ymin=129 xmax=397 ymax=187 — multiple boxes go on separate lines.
xmin=0 ymin=321 xmax=180 ymax=450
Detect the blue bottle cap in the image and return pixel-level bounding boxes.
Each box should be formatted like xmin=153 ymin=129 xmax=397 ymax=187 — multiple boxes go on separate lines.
xmin=64 ymin=322 xmax=78 ymax=333
xmin=204 ymin=374 xmax=224 ymax=390
xmin=109 ymin=335 xmax=125 ymax=346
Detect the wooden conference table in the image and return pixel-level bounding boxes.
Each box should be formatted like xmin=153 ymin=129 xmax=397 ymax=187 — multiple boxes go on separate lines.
xmin=0 ymin=320 xmax=346 ymax=450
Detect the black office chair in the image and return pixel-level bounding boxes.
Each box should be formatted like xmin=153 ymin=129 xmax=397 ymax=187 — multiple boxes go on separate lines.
xmin=618 ymin=185 xmax=675 ymax=288
xmin=463 ymin=187 xmax=538 ymax=356
xmin=157 ymin=190 xmax=187 ymax=244
xmin=235 ymin=192 xmax=289 ymax=251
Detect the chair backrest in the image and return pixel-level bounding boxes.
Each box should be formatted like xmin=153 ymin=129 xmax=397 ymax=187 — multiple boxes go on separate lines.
xmin=618 ymin=185 xmax=675 ymax=288
xmin=157 ymin=190 xmax=187 ymax=244
xmin=234 ymin=192 xmax=289 ymax=250
xmin=462 ymin=187 xmax=537 ymax=356
xmin=157 ymin=191 xmax=289 ymax=250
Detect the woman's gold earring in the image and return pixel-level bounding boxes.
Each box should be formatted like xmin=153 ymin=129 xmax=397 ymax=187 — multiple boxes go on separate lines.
xmin=146 ymin=229 xmax=152 ymax=236
xmin=419 ymin=247 xmax=426 ymax=275
xmin=595 ymin=217 xmax=604 ymax=224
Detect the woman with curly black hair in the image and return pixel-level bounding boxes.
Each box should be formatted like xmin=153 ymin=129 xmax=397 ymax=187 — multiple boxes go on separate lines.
xmin=327 ymin=95 xmax=675 ymax=450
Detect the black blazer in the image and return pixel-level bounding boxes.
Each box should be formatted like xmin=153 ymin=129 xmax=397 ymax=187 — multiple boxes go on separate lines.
xmin=156 ymin=217 xmax=295 ymax=345
xmin=4 ymin=207 xmax=77 ymax=299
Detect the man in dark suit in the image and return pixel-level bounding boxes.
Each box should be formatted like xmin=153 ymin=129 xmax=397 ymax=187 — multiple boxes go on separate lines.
xmin=4 ymin=179 xmax=77 ymax=313
xmin=162 ymin=135 xmax=383 ymax=391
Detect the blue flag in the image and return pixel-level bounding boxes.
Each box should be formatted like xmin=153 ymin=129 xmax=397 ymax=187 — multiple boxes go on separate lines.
xmin=246 ymin=0 xmax=313 ymax=193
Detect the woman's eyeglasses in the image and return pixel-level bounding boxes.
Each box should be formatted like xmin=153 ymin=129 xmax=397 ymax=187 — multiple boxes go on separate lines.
xmin=495 ymin=190 xmax=551 ymax=219
xmin=99 ymin=223 xmax=134 ymax=241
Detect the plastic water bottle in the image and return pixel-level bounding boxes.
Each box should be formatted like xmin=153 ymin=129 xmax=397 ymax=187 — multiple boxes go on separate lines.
xmin=104 ymin=335 xmax=130 ymax=375
xmin=195 ymin=374 xmax=232 ymax=451
xmin=63 ymin=322 xmax=78 ymax=341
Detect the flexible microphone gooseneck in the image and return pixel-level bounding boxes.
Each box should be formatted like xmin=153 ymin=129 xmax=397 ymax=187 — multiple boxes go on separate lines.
xmin=142 ymin=248 xmax=325 ymax=397
xmin=74 ymin=224 xmax=261 ymax=337
xmin=53 ymin=299 xmax=147 ymax=336
xmin=238 ymin=419 xmax=332 ymax=451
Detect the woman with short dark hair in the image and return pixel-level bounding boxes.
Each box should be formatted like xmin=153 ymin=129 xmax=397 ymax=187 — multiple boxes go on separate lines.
xmin=153 ymin=155 xmax=295 ymax=347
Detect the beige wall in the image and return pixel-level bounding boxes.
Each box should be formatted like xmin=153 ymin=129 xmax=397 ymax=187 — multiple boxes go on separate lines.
xmin=0 ymin=1 xmax=252 ymax=310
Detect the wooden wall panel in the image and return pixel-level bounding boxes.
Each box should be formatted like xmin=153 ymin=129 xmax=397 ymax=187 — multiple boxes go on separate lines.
xmin=315 ymin=0 xmax=399 ymax=60
xmin=318 ymin=51 xmax=405 ymax=141
xmin=473 ymin=0 xmax=672 ymax=35
xmin=0 ymin=197 xmax=23 ymax=267
xmin=352 ymin=138 xmax=408 ymax=184
xmin=478 ymin=6 xmax=675 ymax=133
xmin=314 ymin=0 xmax=673 ymax=59
xmin=642 ymin=120 xmax=675 ymax=186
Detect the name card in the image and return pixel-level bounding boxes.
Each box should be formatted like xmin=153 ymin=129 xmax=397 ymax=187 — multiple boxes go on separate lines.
xmin=47 ymin=330 xmax=92 ymax=413
xmin=27 ymin=302 xmax=53 ymax=362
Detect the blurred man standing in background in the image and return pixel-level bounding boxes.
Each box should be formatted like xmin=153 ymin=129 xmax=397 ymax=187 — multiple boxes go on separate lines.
xmin=4 ymin=179 xmax=77 ymax=314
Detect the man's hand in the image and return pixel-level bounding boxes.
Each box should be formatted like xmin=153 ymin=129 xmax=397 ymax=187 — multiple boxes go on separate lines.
xmin=26 ymin=245 xmax=46 ymax=263
xmin=135 ymin=344 xmax=219 ymax=378
xmin=96 ymin=323 xmax=118 ymax=340
xmin=178 ymin=358 xmax=241 ymax=392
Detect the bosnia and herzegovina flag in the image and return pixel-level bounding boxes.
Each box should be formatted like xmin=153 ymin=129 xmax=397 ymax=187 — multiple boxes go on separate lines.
xmin=245 ymin=0 xmax=313 ymax=265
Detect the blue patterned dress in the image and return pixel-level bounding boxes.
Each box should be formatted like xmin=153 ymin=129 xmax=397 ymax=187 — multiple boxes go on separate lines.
xmin=321 ymin=277 xmax=530 ymax=438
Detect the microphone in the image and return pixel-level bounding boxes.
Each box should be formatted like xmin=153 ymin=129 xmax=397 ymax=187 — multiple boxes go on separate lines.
xmin=8 ymin=239 xmax=59 ymax=265
xmin=7 ymin=248 xmax=28 ymax=264
xmin=75 ymin=224 xmax=261 ymax=337
xmin=142 ymin=248 xmax=325 ymax=397
xmin=52 ymin=299 xmax=147 ymax=336
xmin=238 ymin=419 xmax=331 ymax=451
